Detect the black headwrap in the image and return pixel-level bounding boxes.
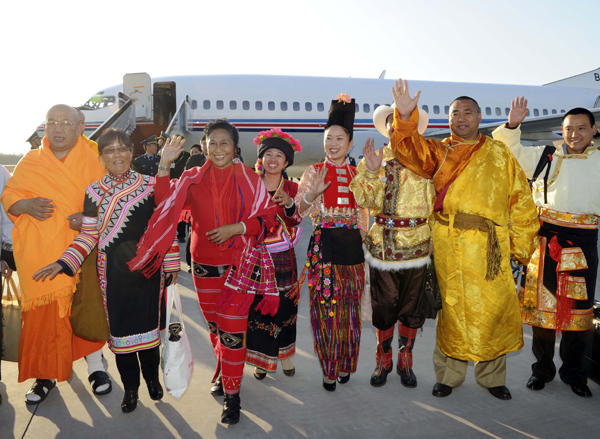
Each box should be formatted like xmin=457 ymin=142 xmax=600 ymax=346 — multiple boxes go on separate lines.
xmin=325 ymin=98 xmax=356 ymax=140
xmin=257 ymin=137 xmax=295 ymax=167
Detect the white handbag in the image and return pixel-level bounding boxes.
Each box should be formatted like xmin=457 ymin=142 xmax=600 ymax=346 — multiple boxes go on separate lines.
xmin=161 ymin=284 xmax=194 ymax=399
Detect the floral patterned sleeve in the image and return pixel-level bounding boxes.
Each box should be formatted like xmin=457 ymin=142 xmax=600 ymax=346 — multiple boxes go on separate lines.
xmin=295 ymin=165 xmax=321 ymax=219
xmin=358 ymin=206 xmax=369 ymax=232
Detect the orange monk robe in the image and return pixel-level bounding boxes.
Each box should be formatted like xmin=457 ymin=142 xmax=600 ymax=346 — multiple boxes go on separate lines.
xmin=1 ymin=136 xmax=106 ymax=382
xmin=390 ymin=108 xmax=539 ymax=361
xmin=82 ymin=134 xmax=99 ymax=155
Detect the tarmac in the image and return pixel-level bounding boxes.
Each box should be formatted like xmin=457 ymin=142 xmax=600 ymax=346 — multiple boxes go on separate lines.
xmin=1 ymin=215 xmax=598 ymax=439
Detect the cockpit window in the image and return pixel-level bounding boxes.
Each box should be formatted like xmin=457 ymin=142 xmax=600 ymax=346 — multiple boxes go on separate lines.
xmin=80 ymin=93 xmax=116 ymax=110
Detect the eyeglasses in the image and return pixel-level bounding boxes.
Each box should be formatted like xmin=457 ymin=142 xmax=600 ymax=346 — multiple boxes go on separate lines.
xmin=102 ymin=146 xmax=131 ymax=155
xmin=45 ymin=121 xmax=78 ymax=129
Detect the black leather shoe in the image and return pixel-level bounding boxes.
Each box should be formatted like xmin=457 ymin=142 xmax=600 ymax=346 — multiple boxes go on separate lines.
xmin=570 ymin=383 xmax=593 ymax=397
xmin=432 ymin=382 xmax=452 ymax=397
xmin=121 ymin=389 xmax=138 ymax=413
xmin=253 ymin=368 xmax=267 ymax=380
xmin=397 ymin=364 xmax=417 ymax=388
xmin=526 ymin=376 xmax=546 ymax=391
xmin=146 ymin=379 xmax=164 ymax=401
xmin=221 ymin=393 xmax=241 ymax=424
xmin=370 ymin=362 xmax=393 ymax=387
xmin=211 ymin=375 xmax=224 ymax=396
xmin=322 ymin=380 xmax=336 ymax=392
xmin=488 ymin=385 xmax=512 ymax=400
xmin=337 ymin=374 xmax=350 ymax=384
xmin=283 ymin=367 xmax=296 ymax=377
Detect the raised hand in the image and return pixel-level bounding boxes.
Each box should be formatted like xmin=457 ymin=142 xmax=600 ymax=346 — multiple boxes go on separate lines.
xmin=392 ymin=78 xmax=421 ymax=121
xmin=507 ymin=96 xmax=529 ymax=128
xmin=309 ymin=164 xmax=331 ymax=198
xmin=33 ymin=262 xmax=63 ymax=282
xmin=160 ymin=135 xmax=186 ymax=165
xmin=363 ymin=137 xmax=382 ymax=172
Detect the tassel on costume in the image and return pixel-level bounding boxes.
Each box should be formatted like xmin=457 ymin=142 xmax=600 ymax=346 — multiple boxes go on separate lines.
xmin=216 ymin=283 xmax=237 ymax=311
xmin=484 ymin=219 xmax=501 ymax=281
xmin=236 ymin=292 xmax=255 ymax=316
xmin=255 ymin=295 xmax=280 ymax=317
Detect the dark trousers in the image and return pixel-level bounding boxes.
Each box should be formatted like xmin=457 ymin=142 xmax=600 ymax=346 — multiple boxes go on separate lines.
xmin=115 ymin=346 xmax=160 ymax=390
xmin=370 ymin=264 xmax=426 ymax=330
xmin=532 ymin=326 xmax=588 ymax=385
xmin=177 ymin=221 xmax=187 ymax=241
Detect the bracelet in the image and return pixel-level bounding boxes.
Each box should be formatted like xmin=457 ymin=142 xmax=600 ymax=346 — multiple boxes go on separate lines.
xmin=285 ymin=201 xmax=294 ymax=209
xmin=158 ymin=165 xmax=169 ymax=171
xmin=303 ymin=194 xmax=314 ymax=205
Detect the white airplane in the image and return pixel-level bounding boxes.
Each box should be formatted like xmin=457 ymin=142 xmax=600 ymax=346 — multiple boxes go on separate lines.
xmin=34 ymin=68 xmax=600 ymax=177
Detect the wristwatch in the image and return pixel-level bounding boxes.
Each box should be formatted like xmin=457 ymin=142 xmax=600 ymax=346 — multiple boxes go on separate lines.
xmin=158 ymin=165 xmax=169 ymax=171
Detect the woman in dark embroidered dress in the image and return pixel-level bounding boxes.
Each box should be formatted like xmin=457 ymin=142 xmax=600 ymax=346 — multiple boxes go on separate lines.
xmin=34 ymin=129 xmax=181 ymax=413
xmin=246 ymin=129 xmax=303 ymax=379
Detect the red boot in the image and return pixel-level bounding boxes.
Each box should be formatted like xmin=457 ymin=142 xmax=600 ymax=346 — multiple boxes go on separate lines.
xmin=370 ymin=327 xmax=395 ymax=387
xmin=397 ymin=324 xmax=418 ymax=388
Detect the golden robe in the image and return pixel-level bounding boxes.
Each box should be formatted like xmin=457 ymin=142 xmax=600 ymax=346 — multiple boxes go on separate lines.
xmin=391 ymin=109 xmax=539 ymax=361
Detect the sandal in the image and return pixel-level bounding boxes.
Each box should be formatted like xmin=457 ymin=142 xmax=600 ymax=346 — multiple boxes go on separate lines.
xmin=88 ymin=371 xmax=112 ymax=395
xmin=25 ymin=379 xmax=56 ymax=405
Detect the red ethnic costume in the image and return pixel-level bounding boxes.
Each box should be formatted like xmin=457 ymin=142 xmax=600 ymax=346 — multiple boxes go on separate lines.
xmin=246 ymin=130 xmax=303 ymax=373
xmin=129 ymin=157 xmax=277 ymax=396
xmin=350 ymin=105 xmax=435 ymax=387
xmin=296 ymin=98 xmax=369 ymax=382
xmin=494 ymin=124 xmax=599 ymax=389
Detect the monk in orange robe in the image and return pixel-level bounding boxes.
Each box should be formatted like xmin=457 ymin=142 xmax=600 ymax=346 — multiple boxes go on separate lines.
xmin=1 ymin=105 xmax=112 ymax=404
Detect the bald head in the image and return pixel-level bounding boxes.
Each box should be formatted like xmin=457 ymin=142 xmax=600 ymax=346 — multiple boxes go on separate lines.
xmin=74 ymin=107 xmax=86 ymax=135
xmin=44 ymin=104 xmax=81 ymax=158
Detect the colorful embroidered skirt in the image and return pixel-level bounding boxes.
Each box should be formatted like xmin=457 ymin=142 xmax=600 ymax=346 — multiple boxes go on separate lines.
xmin=246 ymin=249 xmax=298 ymax=371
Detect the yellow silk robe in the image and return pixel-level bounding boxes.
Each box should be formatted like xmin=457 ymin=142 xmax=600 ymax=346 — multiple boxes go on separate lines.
xmin=391 ymin=109 xmax=540 ymax=361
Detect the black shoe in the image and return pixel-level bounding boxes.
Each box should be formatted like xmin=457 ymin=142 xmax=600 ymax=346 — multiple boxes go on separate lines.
xmin=432 ymin=382 xmax=452 ymax=397
xmin=283 ymin=367 xmax=296 ymax=377
xmin=337 ymin=374 xmax=350 ymax=384
xmin=221 ymin=393 xmax=241 ymax=424
xmin=370 ymin=361 xmax=393 ymax=387
xmin=322 ymin=380 xmax=336 ymax=392
xmin=397 ymin=364 xmax=417 ymax=388
xmin=570 ymin=383 xmax=593 ymax=397
xmin=25 ymin=379 xmax=56 ymax=405
xmin=121 ymin=389 xmax=138 ymax=413
xmin=88 ymin=371 xmax=112 ymax=396
xmin=211 ymin=375 xmax=224 ymax=396
xmin=253 ymin=368 xmax=267 ymax=380
xmin=488 ymin=385 xmax=512 ymax=400
xmin=146 ymin=379 xmax=164 ymax=400
xmin=526 ymin=376 xmax=546 ymax=391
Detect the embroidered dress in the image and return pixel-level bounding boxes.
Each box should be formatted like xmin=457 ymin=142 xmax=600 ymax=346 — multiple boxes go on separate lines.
xmin=296 ymin=160 xmax=368 ymax=379
xmin=58 ymin=170 xmax=180 ymax=354
xmin=246 ymin=179 xmax=302 ymax=372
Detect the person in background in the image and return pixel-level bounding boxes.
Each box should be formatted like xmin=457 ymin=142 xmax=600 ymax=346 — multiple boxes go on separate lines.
xmin=132 ymin=135 xmax=161 ymax=176
xmin=246 ymin=129 xmax=302 ymax=379
xmin=74 ymin=108 xmax=98 ymax=154
xmin=2 ymin=104 xmax=111 ymax=405
xmin=351 ymin=104 xmax=434 ymax=388
xmin=296 ymin=94 xmax=368 ymax=391
xmin=493 ymin=99 xmax=599 ymax=398
xmin=33 ymin=129 xmax=181 ymax=413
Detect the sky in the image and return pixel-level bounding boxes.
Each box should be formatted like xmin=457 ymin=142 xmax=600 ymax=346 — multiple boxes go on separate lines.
xmin=1 ymin=0 xmax=599 ymax=155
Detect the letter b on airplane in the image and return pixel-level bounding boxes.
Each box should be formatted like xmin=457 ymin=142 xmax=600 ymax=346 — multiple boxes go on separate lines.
xmin=595 ymin=73 xmax=600 ymax=81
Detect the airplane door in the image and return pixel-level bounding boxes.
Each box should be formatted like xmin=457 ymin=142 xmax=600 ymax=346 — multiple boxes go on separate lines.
xmin=123 ymin=73 xmax=152 ymax=120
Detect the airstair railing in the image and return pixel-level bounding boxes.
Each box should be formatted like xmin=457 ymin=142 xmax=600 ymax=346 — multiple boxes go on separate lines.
xmin=165 ymin=96 xmax=192 ymax=137
xmin=90 ymin=93 xmax=136 ymax=142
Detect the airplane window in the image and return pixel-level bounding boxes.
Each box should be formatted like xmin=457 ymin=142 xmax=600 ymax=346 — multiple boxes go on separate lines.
xmin=363 ymin=104 xmax=370 ymax=113
xmin=485 ymin=107 xmax=491 ymax=115
xmin=505 ymin=108 xmax=510 ymax=116
xmin=203 ymin=100 xmax=210 ymax=110
xmin=281 ymin=102 xmax=288 ymax=111
xmin=268 ymin=101 xmax=275 ymax=111
xmin=374 ymin=104 xmax=380 ymax=110
xmin=305 ymin=102 xmax=312 ymax=112
xmin=543 ymin=109 xmax=548 ymax=116
xmin=317 ymin=102 xmax=324 ymax=112
xmin=444 ymin=106 xmax=449 ymax=115
xmin=495 ymin=107 xmax=501 ymax=116
xmin=355 ymin=103 xmax=359 ymax=113
xmin=560 ymin=109 xmax=565 ymax=113
xmin=191 ymin=100 xmax=197 ymax=110
xmin=256 ymin=101 xmax=263 ymax=111
xmin=81 ymin=94 xmax=115 ymax=110
xmin=243 ymin=101 xmax=250 ymax=110
xmin=293 ymin=102 xmax=300 ymax=111
xmin=422 ymin=105 xmax=429 ymax=113
xmin=534 ymin=109 xmax=539 ymax=117
xmin=217 ymin=100 xmax=224 ymax=110
xmin=433 ymin=105 xmax=440 ymax=114
xmin=230 ymin=100 xmax=237 ymax=110
xmin=552 ymin=109 xmax=557 ymax=114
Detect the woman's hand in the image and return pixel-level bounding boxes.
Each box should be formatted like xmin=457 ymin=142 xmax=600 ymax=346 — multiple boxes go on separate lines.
xmin=159 ymin=136 xmax=186 ymax=167
xmin=363 ymin=138 xmax=382 ymax=172
xmin=1 ymin=261 xmax=13 ymax=279
xmin=307 ymin=165 xmax=331 ymax=201
xmin=67 ymin=212 xmax=83 ymax=231
xmin=207 ymin=223 xmax=244 ymax=244
xmin=32 ymin=263 xmax=63 ymax=282
xmin=273 ymin=189 xmax=293 ymax=208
